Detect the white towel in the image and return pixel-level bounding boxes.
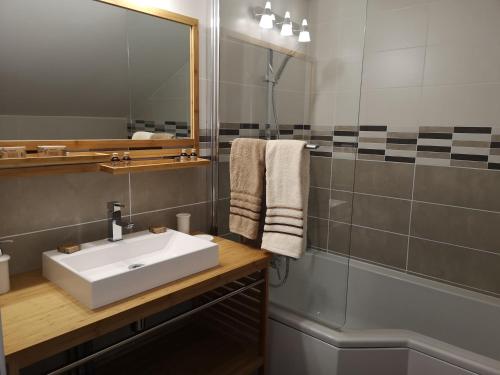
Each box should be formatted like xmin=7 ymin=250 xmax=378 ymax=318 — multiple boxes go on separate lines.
xmin=261 ymin=140 xmax=310 ymax=258
xmin=132 ymin=131 xmax=154 ymax=140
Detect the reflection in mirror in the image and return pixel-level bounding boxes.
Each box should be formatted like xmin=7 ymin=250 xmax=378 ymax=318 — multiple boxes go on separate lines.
xmin=0 ymin=0 xmax=191 ymax=141
xmin=128 ymin=11 xmax=191 ymax=140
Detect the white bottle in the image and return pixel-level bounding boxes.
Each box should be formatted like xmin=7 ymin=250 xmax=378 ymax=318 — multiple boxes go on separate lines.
xmin=0 ymin=240 xmax=12 ymax=294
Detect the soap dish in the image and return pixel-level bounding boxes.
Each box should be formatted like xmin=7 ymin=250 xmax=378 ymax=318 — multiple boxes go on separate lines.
xmin=149 ymin=226 xmax=167 ymax=234
xmin=57 ymin=243 xmax=81 ymax=254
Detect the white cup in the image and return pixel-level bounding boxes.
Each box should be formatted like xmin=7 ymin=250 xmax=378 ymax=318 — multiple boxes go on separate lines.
xmin=176 ymin=213 xmax=191 ymax=234
xmin=0 ymin=255 xmax=10 ymax=294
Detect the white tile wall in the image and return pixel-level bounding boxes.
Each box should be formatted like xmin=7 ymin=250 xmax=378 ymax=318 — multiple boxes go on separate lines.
xmin=360 ymin=87 xmax=422 ymax=126
xmin=362 ymin=47 xmax=426 ymax=89
xmin=427 ymin=0 xmax=500 ymax=45
xmin=310 ymin=92 xmax=337 ymax=127
xmin=365 ymin=4 xmax=428 ymax=51
xmin=361 ymin=0 xmax=500 ymax=130
xmin=424 ymin=41 xmax=500 ymax=86
xmin=308 ymin=0 xmax=366 ymax=130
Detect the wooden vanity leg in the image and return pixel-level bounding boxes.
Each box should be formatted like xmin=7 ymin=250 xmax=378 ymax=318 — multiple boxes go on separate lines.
xmin=259 ymin=268 xmax=269 ymax=375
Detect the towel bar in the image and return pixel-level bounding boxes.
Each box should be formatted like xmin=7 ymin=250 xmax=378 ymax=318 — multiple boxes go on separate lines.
xmin=228 ymin=140 xmax=319 ymax=150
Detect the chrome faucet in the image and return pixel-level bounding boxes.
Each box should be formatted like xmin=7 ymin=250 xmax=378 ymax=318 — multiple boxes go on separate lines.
xmin=107 ymin=201 xmax=134 ymax=242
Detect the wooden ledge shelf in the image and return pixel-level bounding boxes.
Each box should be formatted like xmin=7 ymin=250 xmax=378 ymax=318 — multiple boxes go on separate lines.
xmin=0 ymin=152 xmax=109 ymax=168
xmin=99 ymin=158 xmax=210 ymax=174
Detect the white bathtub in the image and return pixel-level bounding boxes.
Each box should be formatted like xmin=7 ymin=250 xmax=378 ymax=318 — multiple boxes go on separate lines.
xmin=268 ymin=251 xmax=500 ymax=375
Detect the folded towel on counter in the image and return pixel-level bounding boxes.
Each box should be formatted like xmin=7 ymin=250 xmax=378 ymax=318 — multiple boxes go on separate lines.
xmin=261 ymin=140 xmax=310 ymax=258
xmin=229 ymin=138 xmax=267 ymax=240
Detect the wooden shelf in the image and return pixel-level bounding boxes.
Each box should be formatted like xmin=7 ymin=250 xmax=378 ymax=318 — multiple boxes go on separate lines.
xmin=99 ymin=158 xmax=210 ymax=174
xmin=0 ymin=152 xmax=109 ymax=168
xmin=94 ymin=323 xmax=263 ymax=375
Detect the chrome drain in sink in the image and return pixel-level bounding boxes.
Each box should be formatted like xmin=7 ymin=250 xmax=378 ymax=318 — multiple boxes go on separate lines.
xmin=128 ymin=263 xmax=145 ymax=270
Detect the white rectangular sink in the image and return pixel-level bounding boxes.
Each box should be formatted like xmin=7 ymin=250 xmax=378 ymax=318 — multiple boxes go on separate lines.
xmin=43 ymin=230 xmax=219 ymax=309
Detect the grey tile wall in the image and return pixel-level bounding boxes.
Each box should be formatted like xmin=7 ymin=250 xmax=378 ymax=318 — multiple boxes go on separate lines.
xmin=218 ymin=121 xmax=500 ymax=297
xmin=0 ymin=167 xmax=211 ymax=274
xmin=305 ymin=124 xmax=500 ymax=298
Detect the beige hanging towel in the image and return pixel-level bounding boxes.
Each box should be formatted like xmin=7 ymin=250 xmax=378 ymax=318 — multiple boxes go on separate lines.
xmin=261 ymin=140 xmax=310 ymax=258
xmin=229 ymin=138 xmax=267 ymax=240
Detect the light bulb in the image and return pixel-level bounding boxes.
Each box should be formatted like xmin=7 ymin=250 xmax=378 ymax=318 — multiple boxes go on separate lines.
xmin=298 ymin=18 xmax=311 ymax=42
xmin=259 ymin=1 xmax=274 ymax=29
xmin=280 ymin=11 xmax=293 ymax=36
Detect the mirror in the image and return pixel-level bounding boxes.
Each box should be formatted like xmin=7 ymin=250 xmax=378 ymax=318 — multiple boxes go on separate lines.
xmin=0 ymin=0 xmax=198 ymax=148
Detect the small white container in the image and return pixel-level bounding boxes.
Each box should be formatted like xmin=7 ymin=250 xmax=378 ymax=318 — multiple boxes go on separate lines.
xmin=176 ymin=213 xmax=191 ymax=234
xmin=0 ymin=255 xmax=10 ymax=294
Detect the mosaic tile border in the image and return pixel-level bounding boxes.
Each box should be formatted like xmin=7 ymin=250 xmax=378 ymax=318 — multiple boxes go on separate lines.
xmin=313 ymin=125 xmax=500 ymax=170
xmin=217 ymin=123 xmax=500 ymax=170
xmin=218 ymin=123 xmax=310 ymax=162
xmin=128 ymin=120 xmax=189 ymax=138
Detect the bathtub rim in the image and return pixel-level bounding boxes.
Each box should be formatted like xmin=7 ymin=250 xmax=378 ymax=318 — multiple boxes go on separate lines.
xmin=269 ymin=303 xmax=500 ymax=375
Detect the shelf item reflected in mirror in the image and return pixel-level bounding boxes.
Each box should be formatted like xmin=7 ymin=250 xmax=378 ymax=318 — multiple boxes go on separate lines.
xmin=131 ymin=131 xmax=175 ymax=140
xmin=0 ymin=146 xmax=27 ymax=159
xmin=37 ymin=145 xmax=67 ymax=157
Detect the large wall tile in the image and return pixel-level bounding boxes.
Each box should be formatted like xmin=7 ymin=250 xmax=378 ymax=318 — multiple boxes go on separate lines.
xmin=275 ymin=56 xmax=309 ymax=93
xmin=310 ymin=92 xmax=336 ymax=127
xmin=427 ymin=0 xmax=500 ymax=45
xmin=350 ymin=226 xmax=407 ymax=269
xmin=352 ymin=194 xmax=411 ymax=234
xmin=414 ymin=165 xmax=500 ymax=211
xmin=330 ymin=190 xmax=353 ymax=223
xmin=275 ymin=90 xmax=307 ymax=125
xmin=368 ymin=0 xmax=434 ymax=13
xmin=309 ymin=187 xmax=330 ymax=219
xmin=307 ymin=217 xmax=329 ymax=250
xmin=354 ymin=160 xmax=414 ymax=198
xmin=218 ymin=161 xmax=230 ymax=199
xmin=335 ymin=58 xmax=363 ymax=92
xmin=365 ymin=4 xmax=428 ymax=51
xmin=220 ymin=37 xmax=267 ymax=87
xmin=408 ymin=237 xmax=500 ymax=295
xmin=362 ymin=47 xmax=425 ymax=89
xmin=131 ymin=168 xmax=209 ymax=214
xmin=359 ymin=87 xmax=422 ymax=127
xmin=311 ymin=59 xmax=338 ymax=94
xmin=419 ymin=84 xmax=500 ymax=126
xmin=0 ymin=173 xmax=129 ymax=237
xmin=424 ymin=41 xmax=500 ymax=86
xmin=217 ymin=198 xmax=230 ymax=235
xmin=331 ymin=159 xmax=356 ymax=191
xmin=411 ymin=202 xmax=500 ymax=254
xmin=328 ymin=220 xmax=351 ymax=255
xmin=310 ymin=156 xmax=332 ymax=188
xmin=131 ymin=202 xmax=210 ymax=234
xmin=334 ymin=90 xmax=362 ymax=126
xmin=219 ymin=81 xmax=267 ymax=124
xmin=5 ymin=220 xmax=108 ymax=275
xmin=337 ymin=17 xmax=366 ymax=59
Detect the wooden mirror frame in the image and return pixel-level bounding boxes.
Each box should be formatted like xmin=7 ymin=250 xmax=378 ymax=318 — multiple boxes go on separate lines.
xmin=0 ymin=0 xmax=199 ymax=152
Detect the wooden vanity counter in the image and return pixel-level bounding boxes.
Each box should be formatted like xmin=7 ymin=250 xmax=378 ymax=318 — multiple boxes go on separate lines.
xmin=0 ymin=237 xmax=270 ymax=373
